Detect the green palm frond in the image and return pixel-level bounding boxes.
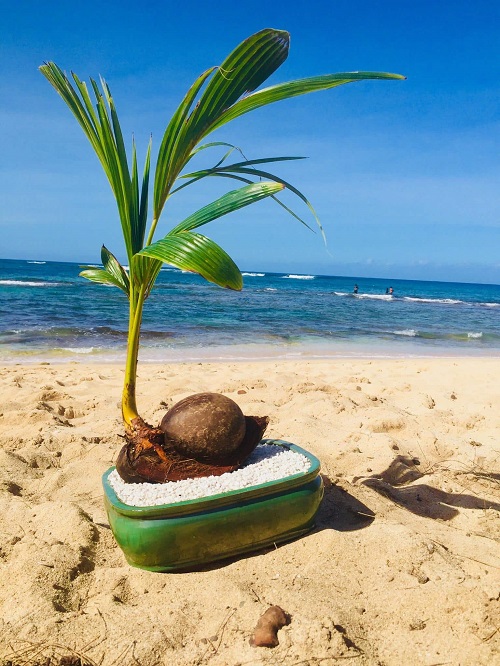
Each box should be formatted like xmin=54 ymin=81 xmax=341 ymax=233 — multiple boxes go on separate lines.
xmin=175 ymin=161 xmax=322 ymax=236
xmin=153 ymin=67 xmax=216 ymax=221
xmin=170 ymin=181 xmax=284 ymax=234
xmin=153 ymin=30 xmax=290 ymax=222
xmin=172 ymin=156 xmax=305 ymax=194
xmin=139 ymin=232 xmax=243 ymax=290
xmin=79 ymin=245 xmax=130 ymax=294
xmin=140 ymin=181 xmax=284 ymax=290
xmin=39 ymin=63 xmax=150 ymax=261
xmin=207 ymin=71 xmax=406 ymax=135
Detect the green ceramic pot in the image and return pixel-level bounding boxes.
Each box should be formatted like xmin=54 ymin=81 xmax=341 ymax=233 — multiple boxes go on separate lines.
xmin=102 ymin=439 xmax=323 ymax=572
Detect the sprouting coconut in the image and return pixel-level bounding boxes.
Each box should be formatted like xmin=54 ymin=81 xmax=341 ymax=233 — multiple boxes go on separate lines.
xmin=41 ymin=31 xmax=404 ymax=484
xmin=116 ymin=393 xmax=269 ymax=483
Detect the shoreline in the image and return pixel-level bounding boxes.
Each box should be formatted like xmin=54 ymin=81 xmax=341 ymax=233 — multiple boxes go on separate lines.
xmin=2 ymin=338 xmax=500 ymax=365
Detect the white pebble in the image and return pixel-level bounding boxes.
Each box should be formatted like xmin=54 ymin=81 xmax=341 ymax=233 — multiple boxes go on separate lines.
xmin=108 ymin=444 xmax=311 ymax=507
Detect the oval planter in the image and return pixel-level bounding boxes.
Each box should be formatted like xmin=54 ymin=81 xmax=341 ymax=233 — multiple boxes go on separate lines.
xmin=102 ymin=439 xmax=323 ymax=571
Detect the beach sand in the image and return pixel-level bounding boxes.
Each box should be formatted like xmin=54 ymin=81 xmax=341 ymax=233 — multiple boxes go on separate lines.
xmin=0 ymin=358 xmax=499 ymax=665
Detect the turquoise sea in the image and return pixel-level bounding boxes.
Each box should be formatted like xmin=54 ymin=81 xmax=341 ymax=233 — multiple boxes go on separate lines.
xmin=1 ymin=258 xmax=499 ymax=363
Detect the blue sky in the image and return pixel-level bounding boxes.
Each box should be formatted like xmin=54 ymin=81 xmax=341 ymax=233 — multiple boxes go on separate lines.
xmin=1 ymin=0 xmax=499 ymax=284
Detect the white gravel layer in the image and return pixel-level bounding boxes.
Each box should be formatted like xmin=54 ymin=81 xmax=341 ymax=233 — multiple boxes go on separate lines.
xmin=108 ymin=444 xmax=311 ymax=507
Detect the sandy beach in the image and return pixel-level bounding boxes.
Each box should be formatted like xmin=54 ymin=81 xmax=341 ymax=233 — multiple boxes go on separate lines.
xmin=0 ymin=358 xmax=499 ymax=665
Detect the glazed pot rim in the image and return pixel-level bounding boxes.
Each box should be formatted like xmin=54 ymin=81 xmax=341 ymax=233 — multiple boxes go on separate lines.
xmin=103 ymin=439 xmax=321 ymax=518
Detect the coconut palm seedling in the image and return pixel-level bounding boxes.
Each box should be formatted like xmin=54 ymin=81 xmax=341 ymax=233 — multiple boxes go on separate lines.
xmin=40 ymin=29 xmax=404 ymax=484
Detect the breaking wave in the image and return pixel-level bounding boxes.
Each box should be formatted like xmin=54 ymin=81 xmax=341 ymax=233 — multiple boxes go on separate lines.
xmin=403 ymin=296 xmax=464 ymax=305
xmin=356 ymin=293 xmax=393 ymax=301
xmin=0 ymin=280 xmax=61 ymax=287
xmin=283 ymin=274 xmax=315 ymax=280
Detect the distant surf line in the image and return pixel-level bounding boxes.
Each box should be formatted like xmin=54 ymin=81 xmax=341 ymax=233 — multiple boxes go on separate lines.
xmin=0 ymin=279 xmax=61 ymax=287
xmin=282 ymin=274 xmax=315 ymax=280
xmin=332 ymin=291 xmax=498 ymax=308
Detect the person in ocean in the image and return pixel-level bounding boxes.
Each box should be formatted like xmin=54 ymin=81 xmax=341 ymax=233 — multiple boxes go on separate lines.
xmin=385 ymin=287 xmax=389 ymax=294
xmin=389 ymin=286 xmax=394 ymax=295
xmin=353 ymin=284 xmax=359 ymax=294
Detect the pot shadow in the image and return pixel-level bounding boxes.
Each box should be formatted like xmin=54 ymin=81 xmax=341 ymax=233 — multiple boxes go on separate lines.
xmin=359 ymin=455 xmax=500 ymax=521
xmin=151 ymin=456 xmax=500 ymax=573
xmin=314 ymin=474 xmax=375 ymax=532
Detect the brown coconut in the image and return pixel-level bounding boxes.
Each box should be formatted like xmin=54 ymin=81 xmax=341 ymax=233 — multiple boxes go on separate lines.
xmin=160 ymin=392 xmax=246 ymax=464
xmin=115 ymin=394 xmax=269 ymax=484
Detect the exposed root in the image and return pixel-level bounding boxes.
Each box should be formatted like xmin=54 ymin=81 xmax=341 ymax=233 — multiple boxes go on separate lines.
xmin=0 ymin=641 xmax=97 ymax=666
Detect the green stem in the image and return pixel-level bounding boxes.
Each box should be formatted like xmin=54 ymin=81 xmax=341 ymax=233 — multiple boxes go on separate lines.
xmin=145 ymin=216 xmax=159 ymax=247
xmin=122 ymin=283 xmax=147 ymax=427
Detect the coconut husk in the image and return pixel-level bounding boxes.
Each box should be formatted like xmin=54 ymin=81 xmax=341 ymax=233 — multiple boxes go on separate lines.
xmin=115 ymin=414 xmax=269 ymax=484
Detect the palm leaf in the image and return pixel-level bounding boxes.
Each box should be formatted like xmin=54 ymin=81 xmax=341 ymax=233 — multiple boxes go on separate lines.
xmin=172 ymin=155 xmax=305 ymax=194
xmin=170 ymin=181 xmax=284 ymax=234
xmin=79 ymin=246 xmax=130 ymax=294
xmin=174 ymin=163 xmax=321 ymax=236
xmin=187 ymin=29 xmax=289 ymax=135
xmin=139 ymin=232 xmax=243 ymax=290
xmin=129 ymin=139 xmax=153 ymax=290
xmin=154 ymin=67 xmax=216 ymax=219
xmin=40 ymin=63 xmax=139 ymax=261
xmin=207 ymin=71 xmax=406 ymax=135
xmin=79 ymin=268 xmax=128 ymax=293
xmin=153 ymin=29 xmax=290 ymax=219
xmin=219 ymin=165 xmax=323 ymax=236
xmin=40 ymin=64 xmax=105 ymax=166
xmin=139 ymin=137 xmax=152 ymax=244
xmin=188 ymin=141 xmax=242 ymax=161
xmin=153 ymin=30 xmax=403 ymax=237
xmin=183 ymin=169 xmax=320 ymax=235
xmin=90 ymin=78 xmax=133 ymax=255
xmin=101 ymin=245 xmax=130 ymax=294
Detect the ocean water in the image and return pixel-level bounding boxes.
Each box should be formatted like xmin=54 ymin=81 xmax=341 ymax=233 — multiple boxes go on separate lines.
xmin=1 ymin=257 xmax=499 ymax=363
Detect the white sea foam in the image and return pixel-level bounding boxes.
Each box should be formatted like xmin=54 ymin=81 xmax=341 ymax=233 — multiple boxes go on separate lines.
xmin=0 ymin=280 xmax=58 ymax=287
xmin=356 ymin=293 xmax=393 ymax=301
xmin=242 ymin=272 xmax=265 ymax=277
xmin=27 ymin=261 xmax=46 ymax=264
xmin=467 ymin=332 xmax=483 ymax=339
xmin=60 ymin=347 xmax=96 ymax=354
xmin=483 ymin=302 xmax=500 ymax=308
xmin=283 ymin=274 xmax=315 ymax=280
xmin=108 ymin=443 xmax=311 ymax=507
xmin=393 ymin=329 xmax=417 ymax=337
xmin=404 ymin=297 xmax=464 ymax=305
xmin=264 ymin=287 xmax=277 ymax=291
